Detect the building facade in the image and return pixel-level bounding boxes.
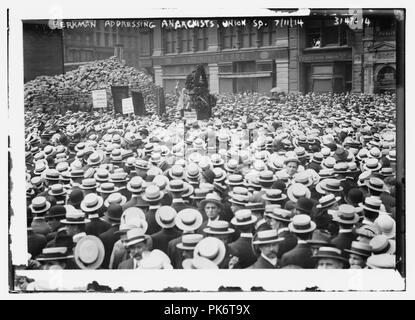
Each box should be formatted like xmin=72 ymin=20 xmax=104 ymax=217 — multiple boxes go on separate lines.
xmin=26 ymin=12 xmax=398 ymax=94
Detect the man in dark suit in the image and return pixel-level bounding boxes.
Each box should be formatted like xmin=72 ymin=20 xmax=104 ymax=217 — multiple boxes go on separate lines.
xmin=81 ymin=194 xmax=111 ymax=237
xmin=141 ymin=185 xmax=165 ymax=235
xmin=122 ymin=176 xmax=145 ymax=211
xmin=248 ymin=229 xmax=284 ymax=269
xmin=330 ymin=204 xmax=359 ymax=252
xmin=280 ymin=214 xmax=316 ymax=269
xmin=99 ymin=204 xmax=123 ymax=269
xmin=228 ymin=209 xmax=258 ymax=269
xmin=165 ymin=180 xmax=193 ymax=213
xmin=264 ymin=207 xmax=297 ymax=258
xmin=151 ymin=206 xmax=181 ymax=254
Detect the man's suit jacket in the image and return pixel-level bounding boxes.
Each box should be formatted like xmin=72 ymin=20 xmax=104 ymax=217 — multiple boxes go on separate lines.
xmin=248 ymin=255 xmax=279 ymax=269
xmin=151 ymin=228 xmax=182 ymax=254
xmin=122 ymin=196 xmax=140 ymax=211
xmin=118 ymin=258 xmax=135 ymax=269
xmin=99 ymin=224 xmax=121 ymax=269
xmin=277 ymin=229 xmax=298 ymax=258
xmin=228 ymin=236 xmax=257 ymax=269
xmin=146 ymin=208 xmax=162 ymax=235
xmin=280 ymin=243 xmax=315 ymax=269
xmin=167 ymin=234 xmax=185 ymax=269
xmin=86 ymin=218 xmax=111 ymax=237
xmin=27 ymin=231 xmax=47 ymax=258
xmin=331 ymin=231 xmax=356 ymax=251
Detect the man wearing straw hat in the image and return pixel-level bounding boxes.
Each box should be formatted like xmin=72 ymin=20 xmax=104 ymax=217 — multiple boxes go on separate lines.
xmin=151 ymin=206 xmax=181 ymax=254
xmin=248 ymin=229 xmax=285 ymax=269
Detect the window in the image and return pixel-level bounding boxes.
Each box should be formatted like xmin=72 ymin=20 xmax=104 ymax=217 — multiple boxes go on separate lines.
xmin=104 ymin=33 xmax=110 ymax=46
xmin=140 ymin=31 xmax=151 ymax=55
xmin=196 ymin=28 xmax=208 ymax=51
xmin=112 ymin=33 xmax=117 ymax=46
xmin=306 ymin=27 xmax=321 ymax=48
xmin=164 ymin=29 xmax=176 ymax=54
xmin=260 ymin=22 xmax=276 ymax=46
xmin=240 ymin=25 xmax=256 ymax=48
xmin=221 ymin=26 xmax=238 ymax=49
xmin=180 ymin=29 xmax=194 ymax=52
xmin=322 ymin=20 xmax=339 ymax=46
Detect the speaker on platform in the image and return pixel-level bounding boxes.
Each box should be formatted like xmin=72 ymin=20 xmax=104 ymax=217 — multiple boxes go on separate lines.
xmin=131 ymin=90 xmax=146 ymax=116
xmin=111 ymin=86 xmax=129 ymax=114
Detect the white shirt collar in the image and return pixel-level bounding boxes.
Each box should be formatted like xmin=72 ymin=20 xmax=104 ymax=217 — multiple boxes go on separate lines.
xmin=298 ymin=240 xmax=308 ymax=244
xmin=172 ymin=198 xmax=184 ymax=203
xmin=240 ymin=233 xmax=253 ymax=238
xmin=149 ymin=205 xmax=161 ymax=210
xmin=88 ymin=213 xmax=99 ymax=219
xmin=261 ymin=253 xmax=278 ymax=267
xmin=339 ymin=229 xmax=353 ymax=233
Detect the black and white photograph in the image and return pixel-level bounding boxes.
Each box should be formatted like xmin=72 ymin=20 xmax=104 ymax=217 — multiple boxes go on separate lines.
xmin=6 ymin=3 xmax=411 ymax=297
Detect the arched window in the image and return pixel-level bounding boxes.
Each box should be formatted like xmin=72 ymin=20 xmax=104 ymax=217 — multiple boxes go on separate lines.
xmin=377 ymin=66 xmax=396 ymax=84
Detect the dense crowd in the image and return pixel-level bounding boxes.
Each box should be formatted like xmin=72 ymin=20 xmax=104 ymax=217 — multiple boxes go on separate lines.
xmin=23 ymin=91 xmax=398 ymax=270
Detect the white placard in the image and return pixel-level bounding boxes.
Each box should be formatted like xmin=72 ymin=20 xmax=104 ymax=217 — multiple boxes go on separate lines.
xmin=122 ymin=97 xmax=134 ymax=114
xmin=184 ymin=110 xmax=197 ymax=122
xmin=91 ymin=89 xmax=107 ymax=109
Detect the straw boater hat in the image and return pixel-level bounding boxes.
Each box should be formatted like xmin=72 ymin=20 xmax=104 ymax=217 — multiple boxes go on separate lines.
xmin=293 ymin=171 xmax=313 ymax=187
xmin=104 ymin=192 xmax=127 ymax=207
xmin=365 ymin=177 xmax=385 ymax=192
xmin=167 ymin=165 xmax=186 ymax=180
xmin=204 ymin=220 xmax=235 ymax=235
xmin=288 ymin=214 xmax=316 ymax=234
xmin=332 ymin=204 xmax=360 ymax=225
xmin=175 ymin=208 xmax=203 ymax=232
xmin=375 ymin=215 xmax=395 ymax=239
xmin=48 ymin=184 xmax=66 ymax=197
xmin=265 ymin=207 xmax=294 ymax=223
xmin=80 ymin=178 xmax=98 ymax=190
xmin=96 ymin=182 xmax=119 ymax=194
xmin=166 ymin=179 xmax=187 ymax=193
xmin=182 ymin=257 xmax=219 ymax=269
xmin=60 ymin=207 xmax=91 ymax=225
xmin=315 ymin=179 xmax=343 ymax=195
xmin=74 ymin=235 xmax=105 ymax=270
xmin=127 ymin=176 xmax=144 ymax=193
xmin=200 ymin=193 xmax=225 ymax=211
xmin=141 ymin=185 xmax=164 ymax=203
xmin=124 ymin=228 xmax=149 ymax=248
xmin=80 ymin=194 xmax=104 ymax=213
xmin=261 ymin=189 xmax=287 ymax=203
xmin=193 ymin=237 xmax=226 ymax=265
xmin=344 ymin=241 xmax=372 ymax=258
xmin=316 ymin=194 xmax=341 ymax=209
xmin=29 ymin=196 xmax=51 ymax=215
xmin=213 ymin=168 xmax=227 ymax=183
xmin=366 ymin=254 xmax=396 ymax=269
xmin=176 ymin=234 xmax=204 ymax=251
xmin=287 ymin=183 xmax=311 ymax=203
xmin=312 ymin=247 xmax=348 ymax=263
xmin=369 ymin=235 xmax=396 ymax=255
xmin=231 ymin=209 xmax=258 ymax=226
xmin=224 ymin=174 xmax=245 ymax=186
xmin=190 ymin=188 xmax=210 ymax=201
xmin=252 ymin=229 xmax=285 ymax=245
xmin=359 ymin=197 xmax=383 ymax=213
xmin=36 ymin=247 xmax=74 ymax=262
xmin=155 ymin=206 xmax=178 ymax=229
xmin=87 ymin=152 xmax=104 ymax=166
xmin=363 ymin=158 xmax=382 ymax=172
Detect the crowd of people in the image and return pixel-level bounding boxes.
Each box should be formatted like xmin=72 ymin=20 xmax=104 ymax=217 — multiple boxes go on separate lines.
xmin=22 ymin=91 xmax=399 ymax=270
